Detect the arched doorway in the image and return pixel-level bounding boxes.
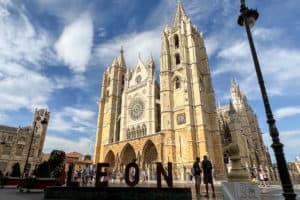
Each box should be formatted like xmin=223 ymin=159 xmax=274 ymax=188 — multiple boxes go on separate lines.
xmin=142 ymin=140 xmax=158 ymax=180
xmin=104 ymin=150 xmax=116 ymax=169
xmin=120 ymin=143 xmax=136 ymax=171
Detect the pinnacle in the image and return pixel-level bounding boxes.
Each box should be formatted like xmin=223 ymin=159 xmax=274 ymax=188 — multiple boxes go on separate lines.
xmin=173 ymin=0 xmax=188 ymax=27
xmin=117 ymin=46 xmax=126 ymax=67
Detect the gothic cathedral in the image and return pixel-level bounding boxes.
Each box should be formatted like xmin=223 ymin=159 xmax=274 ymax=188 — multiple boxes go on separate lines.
xmin=94 ymin=2 xmax=225 ymax=179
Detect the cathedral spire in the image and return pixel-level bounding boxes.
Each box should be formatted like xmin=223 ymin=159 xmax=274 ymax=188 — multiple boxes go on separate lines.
xmin=173 ymin=0 xmax=188 ymax=27
xmin=147 ymin=52 xmax=155 ymax=70
xmin=117 ymin=46 xmax=126 ymax=68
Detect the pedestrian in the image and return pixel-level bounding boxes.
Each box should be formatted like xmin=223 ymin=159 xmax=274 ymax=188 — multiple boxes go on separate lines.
xmin=119 ymin=171 xmax=124 ymax=183
xmin=259 ymin=170 xmax=266 ymax=187
xmin=141 ymin=169 xmax=146 ymax=183
xmin=192 ymin=156 xmax=202 ymax=196
xmin=202 ymin=155 xmax=216 ymax=198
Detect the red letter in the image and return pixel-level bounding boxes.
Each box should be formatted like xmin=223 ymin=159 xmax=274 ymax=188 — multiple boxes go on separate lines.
xmin=95 ymin=163 xmax=109 ymax=187
xmin=156 ymin=162 xmax=173 ymax=188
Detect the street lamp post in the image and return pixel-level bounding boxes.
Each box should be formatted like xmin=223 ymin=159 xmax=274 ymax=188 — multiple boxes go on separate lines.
xmin=237 ymin=0 xmax=297 ymax=199
xmin=23 ymin=121 xmax=37 ymax=177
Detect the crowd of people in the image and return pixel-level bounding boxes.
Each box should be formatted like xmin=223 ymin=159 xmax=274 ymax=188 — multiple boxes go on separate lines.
xmin=251 ymin=169 xmax=270 ymax=187
xmin=72 ymin=165 xmax=151 ymax=186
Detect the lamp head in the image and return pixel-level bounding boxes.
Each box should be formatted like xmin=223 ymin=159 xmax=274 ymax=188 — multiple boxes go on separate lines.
xmin=238 ymin=8 xmax=259 ymax=28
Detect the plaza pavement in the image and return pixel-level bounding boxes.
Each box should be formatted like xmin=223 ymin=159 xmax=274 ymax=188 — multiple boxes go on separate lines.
xmin=0 ymin=182 xmax=300 ymax=200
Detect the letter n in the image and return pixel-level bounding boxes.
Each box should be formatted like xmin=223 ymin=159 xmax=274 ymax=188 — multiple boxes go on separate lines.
xmin=156 ymin=162 xmax=173 ymax=188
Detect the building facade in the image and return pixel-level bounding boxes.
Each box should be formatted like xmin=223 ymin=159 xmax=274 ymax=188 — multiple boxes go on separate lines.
xmin=94 ymin=2 xmax=225 ymax=180
xmin=218 ymin=81 xmax=273 ymax=175
xmin=0 ymin=109 xmax=49 ymax=175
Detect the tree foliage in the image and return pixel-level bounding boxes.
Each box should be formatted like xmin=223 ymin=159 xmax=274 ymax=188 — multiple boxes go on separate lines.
xmin=35 ymin=161 xmax=50 ymax=177
xmin=11 ymin=163 xmax=21 ymax=177
xmin=48 ymin=150 xmax=65 ymax=178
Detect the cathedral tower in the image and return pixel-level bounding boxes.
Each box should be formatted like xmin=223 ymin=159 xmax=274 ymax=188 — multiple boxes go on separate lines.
xmin=159 ymin=1 xmax=224 ymax=176
xmin=94 ymin=49 xmax=127 ymax=162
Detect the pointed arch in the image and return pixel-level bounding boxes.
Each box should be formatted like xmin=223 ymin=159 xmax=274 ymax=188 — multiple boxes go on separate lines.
xmin=127 ymin=129 xmax=130 ymax=139
xmin=174 ymin=34 xmax=179 ymax=48
xmin=120 ymin=143 xmax=136 ymax=165
xmin=175 ymin=53 xmax=180 ymax=65
xmin=137 ymin=126 xmax=141 ymax=138
xmin=104 ymin=150 xmax=116 ymax=168
xmin=175 ymin=77 xmax=180 ymax=89
xmin=131 ymin=127 xmax=136 ymax=139
xmin=142 ymin=124 xmax=147 ymax=136
xmin=107 ymin=77 xmax=110 ymax=86
xmin=142 ymin=140 xmax=158 ymax=179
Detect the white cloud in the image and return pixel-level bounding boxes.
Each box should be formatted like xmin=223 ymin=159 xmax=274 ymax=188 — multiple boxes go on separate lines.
xmin=212 ymin=26 xmax=300 ymax=99
xmin=53 ymin=74 xmax=87 ymax=89
xmin=55 ymin=12 xmax=94 ymax=73
xmin=95 ymin=28 xmax=161 ymax=68
xmin=44 ymin=135 xmax=94 ymax=155
xmin=49 ymin=107 xmax=96 ymax=133
xmin=275 ymin=106 xmax=300 ymax=120
xmin=263 ymin=129 xmax=300 ymax=161
xmin=0 ymin=1 xmax=55 ymax=111
xmin=0 ymin=2 xmax=53 ymax=69
xmin=0 ymin=62 xmax=53 ymax=111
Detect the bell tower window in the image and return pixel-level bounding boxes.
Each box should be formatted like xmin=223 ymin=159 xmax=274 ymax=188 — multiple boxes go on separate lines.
xmin=175 ymin=77 xmax=180 ymax=89
xmin=107 ymin=77 xmax=110 ymax=86
xmin=174 ymin=34 xmax=179 ymax=48
xmin=175 ymin=53 xmax=180 ymax=65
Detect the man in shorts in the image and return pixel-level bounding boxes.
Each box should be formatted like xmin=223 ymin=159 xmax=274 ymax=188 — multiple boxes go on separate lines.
xmin=202 ymin=155 xmax=216 ymax=198
xmin=193 ymin=157 xmax=202 ymax=195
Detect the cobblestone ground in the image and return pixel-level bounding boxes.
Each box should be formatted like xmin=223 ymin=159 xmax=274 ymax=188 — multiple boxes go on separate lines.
xmin=0 ymin=182 xmax=300 ymax=200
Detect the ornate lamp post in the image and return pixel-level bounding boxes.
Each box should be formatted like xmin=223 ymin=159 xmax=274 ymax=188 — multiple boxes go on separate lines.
xmin=23 ymin=118 xmax=48 ymax=177
xmin=23 ymin=121 xmax=37 ymax=177
xmin=237 ymin=0 xmax=297 ymax=199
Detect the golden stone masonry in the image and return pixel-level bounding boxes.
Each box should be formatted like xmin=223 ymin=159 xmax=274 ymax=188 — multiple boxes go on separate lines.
xmin=94 ymin=1 xmax=272 ymax=181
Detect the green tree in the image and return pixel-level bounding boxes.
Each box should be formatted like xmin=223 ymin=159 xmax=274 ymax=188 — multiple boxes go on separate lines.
xmin=35 ymin=161 xmax=50 ymax=177
xmin=48 ymin=150 xmax=65 ymax=178
xmin=11 ymin=163 xmax=21 ymax=177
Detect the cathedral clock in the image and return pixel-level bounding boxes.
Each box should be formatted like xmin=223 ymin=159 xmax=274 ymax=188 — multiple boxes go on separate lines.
xmin=129 ymin=98 xmax=144 ymax=121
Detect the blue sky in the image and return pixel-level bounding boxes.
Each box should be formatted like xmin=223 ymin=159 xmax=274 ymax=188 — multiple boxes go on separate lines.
xmin=0 ymin=0 xmax=299 ymax=162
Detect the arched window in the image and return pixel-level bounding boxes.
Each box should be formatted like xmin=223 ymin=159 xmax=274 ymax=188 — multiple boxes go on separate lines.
xmin=107 ymin=77 xmax=110 ymax=86
xmin=175 ymin=77 xmax=180 ymax=89
xmin=106 ymin=90 xmax=109 ymax=97
xmin=175 ymin=53 xmax=180 ymax=65
xmin=132 ymin=128 xmax=136 ymax=139
xmin=122 ymin=75 xmax=125 ymax=85
xmin=174 ymin=34 xmax=179 ymax=48
xmin=127 ymin=129 xmax=130 ymax=139
xmin=137 ymin=126 xmax=141 ymax=137
xmin=142 ymin=125 xmax=147 ymax=136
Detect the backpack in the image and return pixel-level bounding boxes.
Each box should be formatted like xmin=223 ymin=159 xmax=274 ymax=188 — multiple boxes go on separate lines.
xmin=191 ymin=167 xmax=195 ymax=176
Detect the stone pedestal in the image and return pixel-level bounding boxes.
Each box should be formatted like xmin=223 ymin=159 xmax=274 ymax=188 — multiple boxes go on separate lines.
xmin=222 ymin=182 xmax=260 ymax=200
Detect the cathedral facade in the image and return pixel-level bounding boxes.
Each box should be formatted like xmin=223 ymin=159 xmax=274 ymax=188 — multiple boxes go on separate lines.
xmin=94 ymin=2 xmax=226 ymax=179
xmin=218 ymin=81 xmax=273 ymax=175
xmin=0 ymin=109 xmax=49 ymax=174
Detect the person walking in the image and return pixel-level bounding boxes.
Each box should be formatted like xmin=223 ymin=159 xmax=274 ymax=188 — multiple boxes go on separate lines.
xmin=192 ymin=157 xmax=202 ymax=196
xmin=202 ymin=155 xmax=216 ymax=198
